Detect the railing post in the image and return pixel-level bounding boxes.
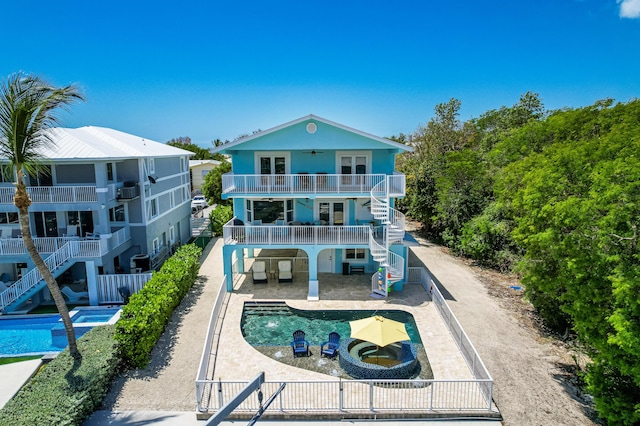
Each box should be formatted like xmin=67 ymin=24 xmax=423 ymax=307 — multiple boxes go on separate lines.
xmin=430 ymin=380 xmax=435 ymax=410
xmin=339 ymin=378 xmax=344 ymax=411
xmin=369 ymin=380 xmax=374 ymax=412
xmin=217 ymin=379 xmax=224 ymax=408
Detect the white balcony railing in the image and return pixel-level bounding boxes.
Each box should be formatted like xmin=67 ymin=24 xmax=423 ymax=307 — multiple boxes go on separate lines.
xmin=0 ymin=228 xmax=131 ymax=257
xmin=0 ymin=186 xmax=98 ymax=204
xmin=221 ymin=173 xmax=403 ymax=196
xmin=223 ymin=222 xmax=371 ymax=246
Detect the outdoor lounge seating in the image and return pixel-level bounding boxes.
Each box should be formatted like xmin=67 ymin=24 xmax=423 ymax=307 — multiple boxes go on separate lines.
xmin=321 ymin=332 xmax=341 ymax=358
xmin=278 ymin=260 xmax=292 ymax=283
xmin=252 ymin=260 xmax=268 ymax=284
xmin=60 ymin=285 xmax=89 ymax=303
xmin=290 ymin=329 xmax=310 ymax=357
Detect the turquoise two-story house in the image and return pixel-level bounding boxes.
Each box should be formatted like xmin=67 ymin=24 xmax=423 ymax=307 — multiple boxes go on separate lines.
xmin=213 ymin=115 xmax=413 ymax=300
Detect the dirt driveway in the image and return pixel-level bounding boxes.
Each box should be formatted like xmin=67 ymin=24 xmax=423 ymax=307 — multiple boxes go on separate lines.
xmin=407 ymin=227 xmax=598 ymax=426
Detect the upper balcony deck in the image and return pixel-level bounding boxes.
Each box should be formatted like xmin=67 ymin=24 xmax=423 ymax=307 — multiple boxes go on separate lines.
xmin=0 ymin=186 xmax=98 ymax=204
xmin=0 ymin=227 xmax=131 ymax=258
xmin=221 ymin=173 xmax=406 ymax=198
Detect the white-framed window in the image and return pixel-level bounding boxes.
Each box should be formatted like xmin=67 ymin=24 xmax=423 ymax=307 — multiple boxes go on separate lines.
xmin=147 ymin=199 xmax=158 ymax=220
xmin=317 ymin=201 xmax=345 ymax=226
xmin=246 ymin=198 xmax=293 ymax=224
xmin=0 ymin=212 xmax=19 ymax=224
xmin=337 ymin=151 xmax=370 ymax=186
xmin=152 ymin=238 xmax=160 ymax=255
xmin=345 ymin=248 xmax=367 ymax=260
xmin=109 ymin=205 xmax=125 ymax=222
xmin=106 ymin=163 xmax=114 ymax=181
xmin=169 ymin=191 xmax=175 ymax=209
xmin=169 ymin=226 xmax=175 ymax=244
xmin=254 ymin=151 xmax=290 ymax=175
xmin=147 ymin=158 xmax=155 ymax=174
xmin=202 ymin=170 xmax=210 ymax=179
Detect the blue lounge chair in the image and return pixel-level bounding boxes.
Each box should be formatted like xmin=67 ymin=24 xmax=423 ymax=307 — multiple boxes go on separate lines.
xmin=290 ymin=330 xmax=310 ymax=357
xmin=320 ymin=332 xmax=340 ymax=358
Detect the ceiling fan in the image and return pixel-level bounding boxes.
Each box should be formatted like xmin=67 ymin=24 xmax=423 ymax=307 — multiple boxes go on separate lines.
xmin=302 ymin=149 xmax=324 ymax=156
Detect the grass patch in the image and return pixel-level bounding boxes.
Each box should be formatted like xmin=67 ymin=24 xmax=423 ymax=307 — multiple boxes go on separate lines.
xmin=0 ymin=356 xmax=41 ymax=366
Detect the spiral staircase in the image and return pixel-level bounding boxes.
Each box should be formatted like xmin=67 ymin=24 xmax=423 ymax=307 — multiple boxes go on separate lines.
xmin=368 ymin=177 xmax=406 ymax=297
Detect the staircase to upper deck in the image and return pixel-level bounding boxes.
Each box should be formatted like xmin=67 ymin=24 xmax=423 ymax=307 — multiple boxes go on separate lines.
xmin=368 ymin=175 xmax=406 ymax=297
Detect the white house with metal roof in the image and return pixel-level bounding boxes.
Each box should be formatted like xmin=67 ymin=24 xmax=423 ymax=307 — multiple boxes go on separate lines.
xmin=0 ymin=126 xmax=193 ymax=313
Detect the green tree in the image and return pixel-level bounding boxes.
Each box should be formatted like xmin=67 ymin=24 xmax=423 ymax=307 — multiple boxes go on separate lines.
xmin=0 ymin=73 xmax=84 ymax=358
xmin=202 ymin=160 xmax=231 ymax=206
xmin=498 ymin=99 xmax=640 ymax=423
xmin=166 ymin=137 xmax=214 ymax=160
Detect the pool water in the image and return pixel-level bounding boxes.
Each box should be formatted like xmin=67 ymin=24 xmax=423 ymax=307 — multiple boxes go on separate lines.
xmin=0 ymin=307 xmax=121 ymax=357
xmin=241 ymin=302 xmax=422 ymax=347
xmin=71 ymin=308 xmax=121 ymax=324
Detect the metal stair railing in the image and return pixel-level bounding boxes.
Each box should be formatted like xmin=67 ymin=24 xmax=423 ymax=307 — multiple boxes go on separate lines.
xmin=368 ymin=177 xmax=406 ymax=286
xmin=0 ymin=239 xmax=102 ymax=311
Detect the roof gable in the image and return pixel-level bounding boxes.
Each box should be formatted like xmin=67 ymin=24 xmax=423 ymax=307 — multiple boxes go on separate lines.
xmin=212 ymin=114 xmax=412 ymax=154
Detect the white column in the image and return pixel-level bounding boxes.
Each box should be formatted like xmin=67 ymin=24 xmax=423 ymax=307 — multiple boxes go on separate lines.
xmin=86 ymin=261 xmax=99 ymax=306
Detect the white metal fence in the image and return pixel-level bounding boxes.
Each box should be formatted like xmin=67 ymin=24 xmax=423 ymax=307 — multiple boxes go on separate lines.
xmin=406 ymin=267 xmax=494 ymax=399
xmin=97 ymin=273 xmax=153 ymax=304
xmin=195 ymin=267 xmax=497 ymax=417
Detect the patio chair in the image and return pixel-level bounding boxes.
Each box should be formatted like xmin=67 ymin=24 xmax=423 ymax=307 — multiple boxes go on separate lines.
xmin=66 ymin=225 xmax=78 ymax=237
xmin=290 ymin=329 xmax=310 ymax=357
xmin=252 ymin=260 xmax=268 ymax=284
xmin=278 ymin=260 xmax=292 ymax=283
xmin=320 ymin=332 xmax=341 ymax=358
xmin=61 ymin=286 xmax=89 ymax=303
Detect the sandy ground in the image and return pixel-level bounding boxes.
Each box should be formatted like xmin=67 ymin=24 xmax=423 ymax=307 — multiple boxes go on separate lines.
xmin=406 ymin=224 xmax=598 ymax=426
xmin=98 ymin=228 xmax=599 ymax=425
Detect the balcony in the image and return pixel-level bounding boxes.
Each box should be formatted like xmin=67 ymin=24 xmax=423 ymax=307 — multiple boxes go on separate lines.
xmin=0 ymin=186 xmax=98 ymax=204
xmin=223 ymin=221 xmax=373 ymax=246
xmin=0 ymin=227 xmax=131 ymax=257
xmin=221 ymin=173 xmax=406 ymax=198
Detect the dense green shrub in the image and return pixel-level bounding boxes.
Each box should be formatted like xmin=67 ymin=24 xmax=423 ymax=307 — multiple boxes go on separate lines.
xmin=0 ymin=325 xmax=119 ymax=426
xmin=114 ymin=244 xmax=202 ymax=368
xmin=210 ymin=204 xmax=233 ymax=236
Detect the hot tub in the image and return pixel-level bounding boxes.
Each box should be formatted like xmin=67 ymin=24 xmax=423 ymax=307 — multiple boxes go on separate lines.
xmin=339 ymin=338 xmax=418 ymax=380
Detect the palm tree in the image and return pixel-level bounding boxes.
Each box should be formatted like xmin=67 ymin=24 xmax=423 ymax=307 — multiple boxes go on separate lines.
xmin=0 ymin=72 xmax=85 ymax=358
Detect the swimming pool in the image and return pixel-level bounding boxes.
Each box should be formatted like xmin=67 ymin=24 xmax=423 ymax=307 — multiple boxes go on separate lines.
xmin=241 ymin=302 xmax=422 ymax=347
xmin=0 ymin=306 xmax=121 ymax=357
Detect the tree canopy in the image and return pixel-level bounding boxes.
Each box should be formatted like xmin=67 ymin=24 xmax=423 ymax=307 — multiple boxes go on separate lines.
xmin=398 ymin=95 xmax=640 ymax=424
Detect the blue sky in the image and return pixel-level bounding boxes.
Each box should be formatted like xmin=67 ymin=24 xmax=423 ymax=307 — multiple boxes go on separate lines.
xmin=2 ymin=0 xmax=639 ymax=147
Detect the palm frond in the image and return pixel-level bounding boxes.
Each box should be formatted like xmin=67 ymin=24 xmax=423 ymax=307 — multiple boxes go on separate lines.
xmin=0 ymin=72 xmax=84 ymax=171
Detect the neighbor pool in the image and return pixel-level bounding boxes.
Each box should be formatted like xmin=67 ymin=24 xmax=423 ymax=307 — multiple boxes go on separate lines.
xmin=241 ymin=302 xmax=422 ymax=347
xmin=0 ymin=306 xmax=121 ymax=357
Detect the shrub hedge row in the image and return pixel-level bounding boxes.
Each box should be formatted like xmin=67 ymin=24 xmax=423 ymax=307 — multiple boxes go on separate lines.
xmin=0 ymin=325 xmax=119 ymax=426
xmin=114 ymin=243 xmax=202 ymax=368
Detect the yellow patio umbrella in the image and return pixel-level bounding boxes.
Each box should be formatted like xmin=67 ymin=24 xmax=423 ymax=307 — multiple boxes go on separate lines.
xmin=349 ymin=315 xmax=410 ymax=347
